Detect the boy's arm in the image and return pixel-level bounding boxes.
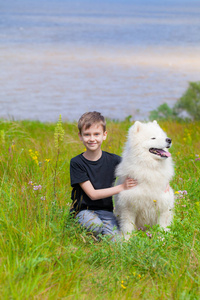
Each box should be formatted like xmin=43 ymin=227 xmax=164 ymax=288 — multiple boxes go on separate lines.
xmin=80 ymin=178 xmax=137 ymax=201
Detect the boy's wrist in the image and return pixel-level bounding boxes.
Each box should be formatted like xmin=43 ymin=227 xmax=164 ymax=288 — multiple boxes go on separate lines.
xmin=119 ymin=183 xmax=125 ymax=192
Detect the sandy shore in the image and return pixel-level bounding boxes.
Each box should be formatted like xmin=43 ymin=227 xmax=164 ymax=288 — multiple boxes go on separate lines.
xmin=2 ymin=45 xmax=200 ymax=70
xmin=0 ymin=45 xmax=199 ymax=122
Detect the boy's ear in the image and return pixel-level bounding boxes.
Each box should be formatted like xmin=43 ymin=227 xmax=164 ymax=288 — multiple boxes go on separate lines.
xmin=103 ymin=131 xmax=107 ymax=140
xmin=78 ymin=132 xmax=83 ymax=141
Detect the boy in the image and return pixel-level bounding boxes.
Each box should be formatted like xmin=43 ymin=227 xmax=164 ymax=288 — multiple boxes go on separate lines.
xmin=70 ymin=111 xmax=137 ymax=240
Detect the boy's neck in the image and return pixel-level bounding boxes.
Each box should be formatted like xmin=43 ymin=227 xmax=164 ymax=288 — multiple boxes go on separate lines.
xmin=83 ymin=149 xmax=102 ymax=161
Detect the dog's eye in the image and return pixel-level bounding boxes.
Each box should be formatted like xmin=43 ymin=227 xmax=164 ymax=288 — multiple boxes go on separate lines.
xmin=151 ymin=137 xmax=156 ymax=140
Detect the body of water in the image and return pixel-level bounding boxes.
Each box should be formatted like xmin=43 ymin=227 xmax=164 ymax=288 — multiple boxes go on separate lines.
xmin=0 ymin=0 xmax=200 ymax=122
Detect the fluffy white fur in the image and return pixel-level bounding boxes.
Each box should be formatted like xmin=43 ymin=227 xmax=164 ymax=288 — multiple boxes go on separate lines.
xmin=114 ymin=120 xmax=174 ymax=240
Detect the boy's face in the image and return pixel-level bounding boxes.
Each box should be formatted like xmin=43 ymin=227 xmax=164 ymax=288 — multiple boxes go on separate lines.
xmin=79 ymin=123 xmax=107 ymax=152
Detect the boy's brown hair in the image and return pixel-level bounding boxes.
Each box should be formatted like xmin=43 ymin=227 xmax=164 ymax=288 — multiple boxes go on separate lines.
xmin=78 ymin=111 xmax=106 ymax=134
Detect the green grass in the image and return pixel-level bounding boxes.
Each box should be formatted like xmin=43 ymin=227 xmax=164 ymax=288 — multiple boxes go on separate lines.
xmin=0 ymin=118 xmax=199 ymax=299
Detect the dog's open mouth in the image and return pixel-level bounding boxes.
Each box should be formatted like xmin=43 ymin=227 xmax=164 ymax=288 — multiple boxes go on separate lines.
xmin=149 ymin=148 xmax=171 ymax=158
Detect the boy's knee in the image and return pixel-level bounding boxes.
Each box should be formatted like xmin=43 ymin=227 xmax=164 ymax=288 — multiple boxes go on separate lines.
xmin=102 ymin=223 xmax=120 ymax=236
xmin=76 ymin=210 xmax=104 ymax=235
xmin=96 ymin=210 xmax=120 ymax=236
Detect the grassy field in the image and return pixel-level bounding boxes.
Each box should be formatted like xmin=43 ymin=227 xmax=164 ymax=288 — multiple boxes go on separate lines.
xmin=0 ymin=118 xmax=199 ymax=299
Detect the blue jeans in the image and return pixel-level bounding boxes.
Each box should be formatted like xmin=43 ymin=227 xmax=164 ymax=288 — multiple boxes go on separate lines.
xmin=75 ymin=210 xmax=120 ymax=240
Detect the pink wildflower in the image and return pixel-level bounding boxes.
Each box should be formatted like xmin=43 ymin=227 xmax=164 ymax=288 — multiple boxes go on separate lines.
xmin=33 ymin=185 xmax=42 ymax=191
xmin=178 ymin=190 xmax=188 ymax=195
xmin=146 ymin=232 xmax=152 ymax=238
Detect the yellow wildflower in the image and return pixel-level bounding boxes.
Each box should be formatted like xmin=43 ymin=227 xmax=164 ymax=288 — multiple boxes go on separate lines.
xmin=0 ymin=130 xmax=5 ymax=145
xmin=54 ymin=115 xmax=65 ymax=149
xmin=121 ymin=281 xmax=126 ymax=289
xmin=153 ymin=200 xmax=157 ymax=203
xmin=29 ymin=149 xmax=39 ymax=165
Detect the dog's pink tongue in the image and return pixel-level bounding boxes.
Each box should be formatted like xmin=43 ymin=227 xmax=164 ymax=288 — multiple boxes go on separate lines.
xmin=164 ymin=150 xmax=171 ymax=157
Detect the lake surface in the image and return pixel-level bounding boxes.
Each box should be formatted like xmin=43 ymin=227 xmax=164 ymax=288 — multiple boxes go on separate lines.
xmin=0 ymin=0 xmax=200 ymax=122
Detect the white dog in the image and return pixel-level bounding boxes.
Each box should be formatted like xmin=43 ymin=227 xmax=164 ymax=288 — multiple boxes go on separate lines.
xmin=114 ymin=120 xmax=174 ymax=239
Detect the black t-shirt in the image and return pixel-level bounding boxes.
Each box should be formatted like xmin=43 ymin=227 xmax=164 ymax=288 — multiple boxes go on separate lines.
xmin=70 ymin=151 xmax=121 ymax=213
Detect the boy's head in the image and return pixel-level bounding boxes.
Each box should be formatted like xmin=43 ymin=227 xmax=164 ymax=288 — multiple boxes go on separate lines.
xmin=78 ymin=111 xmax=106 ymax=134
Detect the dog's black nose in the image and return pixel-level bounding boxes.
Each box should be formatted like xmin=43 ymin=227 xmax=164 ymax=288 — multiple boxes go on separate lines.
xmin=166 ymin=138 xmax=172 ymax=144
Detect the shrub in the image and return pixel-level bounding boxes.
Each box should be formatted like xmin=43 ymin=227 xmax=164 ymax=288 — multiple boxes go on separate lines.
xmin=149 ymin=103 xmax=177 ymax=121
xmin=149 ymin=82 xmax=200 ymax=121
xmin=174 ymin=81 xmax=200 ymax=120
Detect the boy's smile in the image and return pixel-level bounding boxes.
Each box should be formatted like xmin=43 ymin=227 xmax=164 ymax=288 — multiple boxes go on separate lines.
xmin=79 ymin=123 xmax=107 ymax=154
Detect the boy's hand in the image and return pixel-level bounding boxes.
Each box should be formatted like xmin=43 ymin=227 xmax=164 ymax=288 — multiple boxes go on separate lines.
xmin=123 ymin=177 xmax=138 ymax=190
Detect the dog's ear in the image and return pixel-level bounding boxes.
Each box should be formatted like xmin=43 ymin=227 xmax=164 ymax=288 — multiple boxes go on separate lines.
xmin=132 ymin=121 xmax=142 ymax=133
xmin=153 ymin=120 xmax=157 ymax=125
